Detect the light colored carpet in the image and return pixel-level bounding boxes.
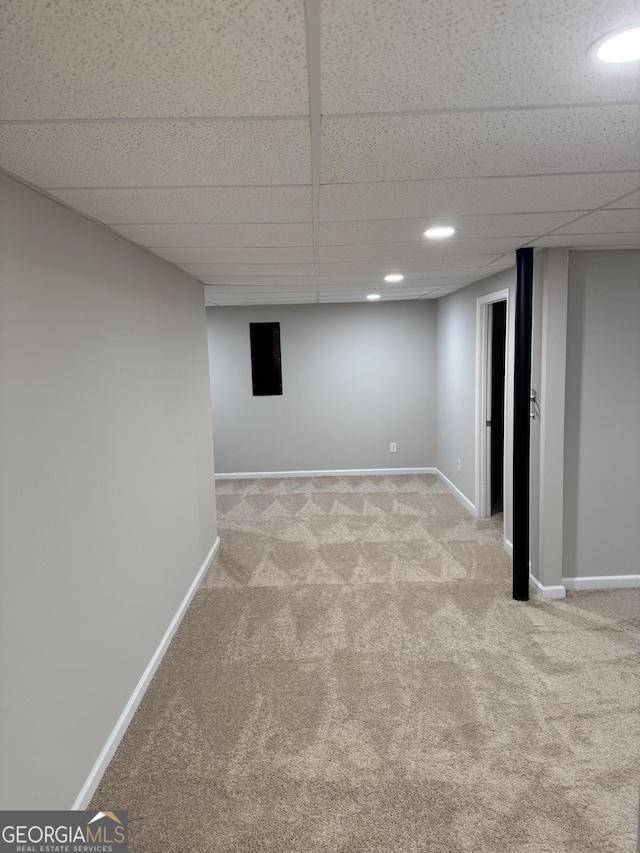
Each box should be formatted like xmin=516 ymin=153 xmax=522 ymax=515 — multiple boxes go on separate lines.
xmin=92 ymin=474 xmax=640 ymax=851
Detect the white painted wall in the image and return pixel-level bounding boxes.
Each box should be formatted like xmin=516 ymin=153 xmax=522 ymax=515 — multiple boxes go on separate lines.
xmin=0 ymin=174 xmax=217 ymax=808
xmin=530 ymin=249 xmax=570 ymax=593
xmin=563 ymin=249 xmax=640 ymax=580
xmin=435 ymin=268 xmax=516 ymax=540
xmin=207 ymin=301 xmax=436 ymax=473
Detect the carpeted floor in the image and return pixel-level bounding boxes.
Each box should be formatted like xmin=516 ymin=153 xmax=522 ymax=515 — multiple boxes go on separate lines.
xmin=92 ymin=474 xmax=640 ymax=852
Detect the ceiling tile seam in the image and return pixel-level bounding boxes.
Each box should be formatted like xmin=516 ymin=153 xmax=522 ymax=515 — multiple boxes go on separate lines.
xmin=4 ymin=100 xmax=636 ymax=125
xmin=311 ymin=210 xmax=604 ymax=223
xmin=518 ymin=185 xmax=640 ymax=248
xmin=148 ymin=245 xmax=315 ymax=249
xmin=304 ymin=0 xmax=322 ymax=304
xmin=319 ymin=170 xmax=640 ymax=187
xmin=0 ymin=115 xmax=311 ymax=126
xmin=319 ymin=254 xmax=505 ymax=265
xmin=147 ymin=238 xmax=532 ymax=249
xmin=178 ymin=261 xmax=318 ymax=266
xmin=106 ymin=211 xmax=621 ymax=226
xmin=316 ymin=238 xmax=556 ymax=248
xmin=539 ymin=230 xmax=640 ymax=237
xmin=46 ymin=172 xmax=639 ymax=193
xmin=323 ymin=100 xmax=640 ymax=120
xmin=110 ymin=220 xmax=314 ymax=226
xmin=46 ymin=183 xmax=312 ymax=191
xmin=0 ymin=166 xmax=204 ymax=287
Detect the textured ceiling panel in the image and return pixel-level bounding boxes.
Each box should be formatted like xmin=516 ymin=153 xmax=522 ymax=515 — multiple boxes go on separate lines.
xmin=179 ymin=263 xmax=316 ymax=277
xmin=320 ymin=174 xmax=640 ymax=221
xmin=207 ymin=294 xmax=317 ymax=305
xmin=318 ymin=293 xmax=434 ymax=303
xmin=200 ymin=275 xmax=317 ymax=286
xmin=319 ymin=268 xmax=504 ymax=284
xmin=536 ymin=233 xmax=640 ymax=247
xmin=50 ymin=187 xmax=313 ymax=224
xmin=153 ymin=247 xmax=315 ymax=265
xmin=321 ymin=0 xmax=640 ymax=113
xmin=205 ymin=287 xmax=316 ymax=298
xmin=3 ymin=0 xmax=637 ymax=308
xmin=112 ymin=223 xmax=313 ymax=248
xmin=319 ymin=213 xmax=581 ymax=245
xmin=553 ymin=209 xmax=640 ymax=234
xmin=321 ymin=108 xmax=640 ymax=183
xmin=319 ymin=238 xmax=522 ymax=264
xmin=205 ymin=285 xmax=316 ymax=299
xmin=318 ymin=284 xmax=464 ymax=301
xmin=0 ymin=0 xmax=308 ymax=119
xmin=318 ymin=276 xmax=476 ymax=290
xmin=0 ymin=120 xmax=311 ymax=187
xmin=319 ymin=256 xmax=503 ymax=276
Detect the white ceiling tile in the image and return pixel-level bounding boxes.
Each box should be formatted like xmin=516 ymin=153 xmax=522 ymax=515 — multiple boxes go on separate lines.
xmin=318 ymin=278 xmax=471 ymax=290
xmin=208 ymin=295 xmax=317 ymax=305
xmin=605 ymin=190 xmax=640 ymax=208
xmin=321 ymin=0 xmax=640 ymax=113
xmin=206 ymin=288 xmax=316 ymax=297
xmin=0 ymin=0 xmax=308 ymax=118
xmin=0 ymin=120 xmax=311 ymax=187
xmin=321 ymin=108 xmax=640 ymax=183
xmin=205 ymin=281 xmax=316 ymax=291
xmin=319 ymin=270 xmax=487 ymax=284
xmin=112 ymin=223 xmax=313 ymax=247
xmin=320 ymin=214 xmax=583 ymax=245
xmin=553 ymin=209 xmax=640 ymax=234
xmin=536 ymin=233 xmax=640 ymax=248
xmin=319 ymin=256 xmax=503 ymax=276
xmin=200 ymin=275 xmax=317 ymax=286
xmin=320 ymin=174 xmax=640 ymax=221
xmin=317 ymin=294 xmax=423 ymax=303
xmin=319 ymin=239 xmax=522 ymax=264
xmin=50 ymin=186 xmax=312 ymax=224
xmin=153 ymin=247 xmax=315 ymax=264
xmin=180 ymin=263 xmax=316 ymax=276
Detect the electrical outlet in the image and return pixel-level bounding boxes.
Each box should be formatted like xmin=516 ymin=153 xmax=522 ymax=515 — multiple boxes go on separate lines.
xmin=457 ymin=458 xmax=461 ymax=472
xmin=390 ymin=442 xmax=397 ymax=453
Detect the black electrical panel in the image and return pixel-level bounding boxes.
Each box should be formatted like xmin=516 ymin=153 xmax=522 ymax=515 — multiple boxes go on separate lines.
xmin=250 ymin=322 xmax=282 ymax=396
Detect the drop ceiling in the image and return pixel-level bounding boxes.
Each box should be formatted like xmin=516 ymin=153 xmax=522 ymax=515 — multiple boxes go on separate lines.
xmin=1 ymin=0 xmax=638 ymax=306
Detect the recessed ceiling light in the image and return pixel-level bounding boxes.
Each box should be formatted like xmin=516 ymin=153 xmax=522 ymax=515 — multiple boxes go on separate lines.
xmin=424 ymin=226 xmax=456 ymax=239
xmin=367 ymin=293 xmax=381 ymax=300
xmin=590 ymin=24 xmax=640 ymax=63
xmin=384 ymin=274 xmax=404 ymax=282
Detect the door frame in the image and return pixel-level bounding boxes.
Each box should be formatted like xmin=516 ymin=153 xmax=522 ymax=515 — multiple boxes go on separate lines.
xmin=475 ymin=289 xmax=509 ymax=519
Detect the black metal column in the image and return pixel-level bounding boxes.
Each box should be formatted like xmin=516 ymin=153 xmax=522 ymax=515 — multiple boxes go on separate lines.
xmin=513 ymin=247 xmax=534 ymax=601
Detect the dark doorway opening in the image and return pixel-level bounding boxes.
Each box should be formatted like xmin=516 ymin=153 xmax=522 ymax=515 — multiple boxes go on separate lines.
xmin=490 ymin=301 xmax=507 ymax=515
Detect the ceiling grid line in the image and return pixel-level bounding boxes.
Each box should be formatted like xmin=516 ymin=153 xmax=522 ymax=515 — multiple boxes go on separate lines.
xmin=304 ymin=0 xmax=322 ymax=304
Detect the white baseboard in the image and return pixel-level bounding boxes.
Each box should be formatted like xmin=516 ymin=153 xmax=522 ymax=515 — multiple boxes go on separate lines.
xmin=215 ymin=468 xmax=437 ymax=479
xmin=563 ymin=574 xmax=640 ymax=591
xmin=434 ymin=469 xmax=475 ymax=514
xmin=529 ymin=573 xmax=567 ymax=599
xmin=504 ymin=539 xmax=513 ymax=556
xmin=71 ymin=536 xmax=221 ymax=810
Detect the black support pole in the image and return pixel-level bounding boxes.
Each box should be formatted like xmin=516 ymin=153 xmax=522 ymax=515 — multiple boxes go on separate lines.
xmin=513 ymin=247 xmax=534 ymax=601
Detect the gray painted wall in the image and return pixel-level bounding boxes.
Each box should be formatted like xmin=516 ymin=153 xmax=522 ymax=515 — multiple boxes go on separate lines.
xmin=563 ymin=250 xmax=640 ymax=579
xmin=435 ymin=268 xmax=515 ymax=542
xmin=0 ymin=174 xmax=217 ymax=808
xmin=207 ymin=301 xmax=436 ymax=473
